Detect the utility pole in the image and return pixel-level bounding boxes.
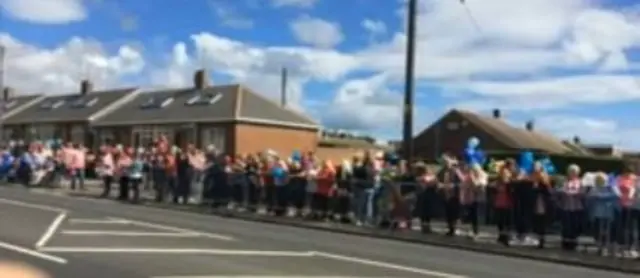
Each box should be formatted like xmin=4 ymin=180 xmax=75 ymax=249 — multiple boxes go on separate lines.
xmin=402 ymin=0 xmax=417 ymax=162
xmin=280 ymin=67 xmax=288 ymax=107
xmin=0 ymin=45 xmax=6 ymax=144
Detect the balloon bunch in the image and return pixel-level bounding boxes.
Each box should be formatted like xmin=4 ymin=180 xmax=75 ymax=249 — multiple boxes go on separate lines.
xmin=519 ymin=151 xmax=556 ymax=175
xmin=291 ymin=150 xmax=302 ymax=163
xmin=464 ymin=137 xmax=486 ymax=167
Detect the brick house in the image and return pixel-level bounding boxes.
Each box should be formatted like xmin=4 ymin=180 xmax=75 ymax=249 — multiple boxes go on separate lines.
xmin=2 ymin=81 xmax=139 ymax=147
xmin=91 ymin=70 xmax=321 ymax=156
xmin=410 ymin=109 xmax=575 ymax=161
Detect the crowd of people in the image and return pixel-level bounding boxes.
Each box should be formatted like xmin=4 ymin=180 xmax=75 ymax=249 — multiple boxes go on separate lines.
xmin=1 ymin=137 xmax=640 ymax=260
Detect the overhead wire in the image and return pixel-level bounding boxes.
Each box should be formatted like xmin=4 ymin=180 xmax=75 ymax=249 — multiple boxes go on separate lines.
xmin=459 ymin=0 xmax=483 ymax=34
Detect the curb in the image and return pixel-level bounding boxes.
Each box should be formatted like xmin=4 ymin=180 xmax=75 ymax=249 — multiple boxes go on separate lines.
xmin=52 ymin=190 xmax=640 ymax=274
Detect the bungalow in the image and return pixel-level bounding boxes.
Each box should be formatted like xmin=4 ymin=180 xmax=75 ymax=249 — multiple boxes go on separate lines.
xmin=2 ymin=81 xmax=139 ymax=147
xmin=91 ymin=69 xmax=321 ymax=155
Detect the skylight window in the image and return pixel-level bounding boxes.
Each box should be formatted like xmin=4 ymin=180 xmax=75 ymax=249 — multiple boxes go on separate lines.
xmin=3 ymin=100 xmax=17 ymax=109
xmin=140 ymin=96 xmax=174 ymax=109
xmin=185 ymin=92 xmax=222 ymax=106
xmin=70 ymin=97 xmax=99 ymax=108
xmin=40 ymin=99 xmax=65 ymax=109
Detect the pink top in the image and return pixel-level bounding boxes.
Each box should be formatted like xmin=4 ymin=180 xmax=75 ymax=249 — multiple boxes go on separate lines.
xmin=100 ymin=153 xmax=115 ymax=176
xmin=616 ymin=175 xmax=636 ymax=207
xmin=70 ymin=149 xmax=86 ymax=169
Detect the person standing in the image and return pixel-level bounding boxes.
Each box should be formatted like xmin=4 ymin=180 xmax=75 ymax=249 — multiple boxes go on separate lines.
xmin=116 ymin=147 xmax=133 ymax=201
xmin=559 ymin=164 xmax=585 ymax=251
xmin=97 ymin=146 xmax=115 ymax=198
xmin=128 ymin=148 xmax=145 ymax=203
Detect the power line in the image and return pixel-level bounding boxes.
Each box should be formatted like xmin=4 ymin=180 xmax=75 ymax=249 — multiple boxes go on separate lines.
xmin=459 ymin=0 xmax=483 ymax=34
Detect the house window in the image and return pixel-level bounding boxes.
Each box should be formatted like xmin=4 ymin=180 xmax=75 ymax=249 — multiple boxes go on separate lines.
xmin=186 ymin=92 xmax=222 ymax=105
xmin=132 ymin=125 xmax=174 ymax=147
xmin=4 ymin=100 xmax=17 ymax=109
xmin=70 ymin=97 xmax=99 ymax=108
xmin=98 ymin=129 xmax=115 ymax=145
xmin=40 ymin=99 xmax=65 ymax=109
xmin=70 ymin=125 xmax=85 ymax=144
xmin=446 ymin=122 xmax=459 ymax=130
xmin=1 ymin=128 xmax=13 ymax=141
xmin=200 ymin=127 xmax=226 ymax=153
xmin=140 ymin=96 xmax=174 ymax=109
xmin=31 ymin=124 xmax=56 ymax=140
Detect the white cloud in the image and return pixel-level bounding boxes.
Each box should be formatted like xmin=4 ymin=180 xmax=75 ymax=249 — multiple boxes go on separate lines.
xmin=271 ymin=0 xmax=317 ymax=8
xmin=534 ymin=115 xmax=640 ymax=149
xmin=0 ymin=33 xmax=145 ymax=93
xmin=5 ymin=0 xmax=640 ymax=148
xmin=290 ymin=16 xmax=344 ymax=49
xmin=209 ymin=1 xmax=254 ymax=29
xmin=0 ymin=0 xmax=87 ymax=24
xmin=361 ymin=19 xmax=387 ymax=36
xmin=450 ymin=74 xmax=640 ymax=111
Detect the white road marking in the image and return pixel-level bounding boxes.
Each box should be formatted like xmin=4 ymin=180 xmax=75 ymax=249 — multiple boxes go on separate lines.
xmin=312 ymin=252 xmax=469 ymax=278
xmin=38 ymin=247 xmax=314 ymax=257
xmin=35 ymin=212 xmax=67 ymax=249
xmin=108 ymin=217 xmax=235 ymax=241
xmin=0 ymin=240 xmax=67 ymax=264
xmin=152 ymin=276 xmax=369 ymax=278
xmin=0 ymin=198 xmax=67 ymax=213
xmin=60 ymin=230 xmax=201 ymax=237
xmin=69 ymin=218 xmax=130 ymax=224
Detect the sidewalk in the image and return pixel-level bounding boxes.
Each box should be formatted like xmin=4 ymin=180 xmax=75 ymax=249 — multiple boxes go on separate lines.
xmin=30 ymin=181 xmax=640 ymax=274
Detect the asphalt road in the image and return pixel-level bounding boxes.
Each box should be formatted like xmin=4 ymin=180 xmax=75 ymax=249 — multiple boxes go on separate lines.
xmin=0 ymin=186 xmax=636 ymax=278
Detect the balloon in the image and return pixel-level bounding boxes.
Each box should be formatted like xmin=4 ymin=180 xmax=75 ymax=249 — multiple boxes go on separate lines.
xmin=464 ymin=147 xmax=477 ymax=164
xmin=519 ymin=151 xmax=534 ymax=174
xmin=467 ymin=137 xmax=480 ymax=149
xmin=540 ymin=157 xmax=556 ymax=175
xmin=291 ymin=150 xmax=301 ymax=162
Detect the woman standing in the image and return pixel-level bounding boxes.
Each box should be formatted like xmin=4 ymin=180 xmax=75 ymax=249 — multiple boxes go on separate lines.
xmin=128 ymin=148 xmax=145 ymax=203
xmin=97 ymin=146 xmax=115 ymax=198
xmin=531 ymin=162 xmax=552 ymax=248
xmin=559 ymin=164 xmax=585 ymax=251
xmin=313 ymin=160 xmax=336 ymax=220
xmin=116 ymin=147 xmax=133 ymax=201
xmin=495 ymin=159 xmax=515 ymax=246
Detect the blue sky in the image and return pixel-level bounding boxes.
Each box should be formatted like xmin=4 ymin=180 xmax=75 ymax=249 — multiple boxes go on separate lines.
xmin=2 ymin=0 xmax=640 ymax=148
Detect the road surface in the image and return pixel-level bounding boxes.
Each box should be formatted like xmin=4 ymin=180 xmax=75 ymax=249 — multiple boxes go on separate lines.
xmin=0 ymin=186 xmax=635 ymax=278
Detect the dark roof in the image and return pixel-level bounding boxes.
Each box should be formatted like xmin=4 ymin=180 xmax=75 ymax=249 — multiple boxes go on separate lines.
xmin=0 ymin=95 xmax=45 ymax=120
xmin=454 ymin=109 xmax=573 ymax=154
xmin=3 ymin=88 xmax=137 ymax=124
xmin=92 ymin=84 xmax=319 ymax=129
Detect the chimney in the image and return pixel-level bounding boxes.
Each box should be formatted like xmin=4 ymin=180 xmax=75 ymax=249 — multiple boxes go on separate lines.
xmin=194 ymin=69 xmax=208 ymax=90
xmin=280 ymin=67 xmax=288 ymax=107
xmin=573 ymin=136 xmax=581 ymax=144
xmin=525 ymin=120 xmax=534 ymax=131
xmin=492 ymin=109 xmax=501 ymax=119
xmin=3 ymin=87 xmax=13 ymax=101
xmin=80 ymin=80 xmax=93 ymax=95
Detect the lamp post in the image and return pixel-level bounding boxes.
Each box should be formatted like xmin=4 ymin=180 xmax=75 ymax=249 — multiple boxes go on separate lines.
xmin=402 ymin=0 xmax=417 ymax=162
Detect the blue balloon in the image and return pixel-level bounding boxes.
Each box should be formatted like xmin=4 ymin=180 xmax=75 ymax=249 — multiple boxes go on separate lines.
xmin=291 ymin=150 xmax=301 ymax=162
xmin=540 ymin=157 xmax=556 ymax=175
xmin=464 ymin=147 xmax=477 ymax=164
xmin=519 ymin=151 xmax=534 ymax=174
xmin=467 ymin=137 xmax=480 ymax=149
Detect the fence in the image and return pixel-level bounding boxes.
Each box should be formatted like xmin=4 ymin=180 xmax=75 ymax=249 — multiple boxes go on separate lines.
xmin=127 ymin=171 xmax=640 ymax=260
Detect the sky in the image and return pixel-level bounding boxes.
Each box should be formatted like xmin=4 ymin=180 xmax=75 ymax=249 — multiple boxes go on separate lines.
xmin=2 ymin=0 xmax=640 ymax=148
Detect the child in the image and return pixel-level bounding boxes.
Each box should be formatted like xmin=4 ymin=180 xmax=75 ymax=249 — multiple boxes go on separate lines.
xmin=587 ymin=172 xmax=618 ymax=256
